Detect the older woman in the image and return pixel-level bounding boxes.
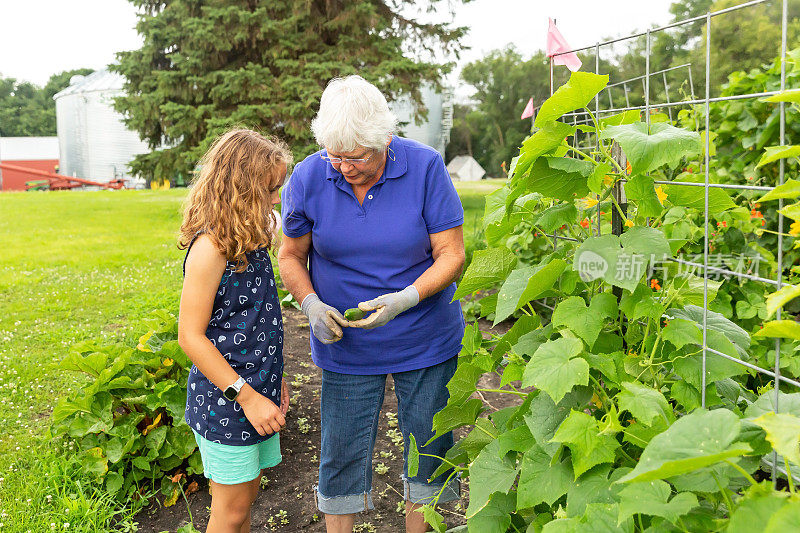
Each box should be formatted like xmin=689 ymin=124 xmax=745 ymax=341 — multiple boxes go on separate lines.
xmin=277 ymin=75 xmax=465 ymax=533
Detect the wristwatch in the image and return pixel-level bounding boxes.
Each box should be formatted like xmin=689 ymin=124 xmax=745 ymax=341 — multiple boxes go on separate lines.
xmin=223 ymin=376 xmax=246 ymax=401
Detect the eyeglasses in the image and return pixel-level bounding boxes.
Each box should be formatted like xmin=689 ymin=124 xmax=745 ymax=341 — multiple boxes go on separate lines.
xmin=319 ymin=151 xmax=373 ymax=166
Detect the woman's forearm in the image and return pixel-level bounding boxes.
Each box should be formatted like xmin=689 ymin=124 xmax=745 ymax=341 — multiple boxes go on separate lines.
xmin=277 ymin=253 xmax=316 ymax=304
xmin=412 ymin=251 xmax=465 ymax=301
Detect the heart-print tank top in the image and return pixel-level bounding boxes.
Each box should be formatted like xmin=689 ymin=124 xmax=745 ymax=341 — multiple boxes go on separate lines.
xmin=183 ymin=237 xmax=283 ymax=445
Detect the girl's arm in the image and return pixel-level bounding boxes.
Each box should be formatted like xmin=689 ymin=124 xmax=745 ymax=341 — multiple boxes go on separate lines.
xmin=178 ymin=234 xmax=285 ymax=435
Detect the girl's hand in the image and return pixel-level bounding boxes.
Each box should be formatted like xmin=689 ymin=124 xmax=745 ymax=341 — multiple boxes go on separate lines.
xmin=237 ymin=385 xmax=285 ymax=436
xmin=280 ymin=380 xmax=290 ymax=416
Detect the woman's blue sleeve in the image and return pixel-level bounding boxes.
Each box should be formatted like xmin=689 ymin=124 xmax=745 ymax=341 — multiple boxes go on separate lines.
xmin=422 ymin=154 xmax=464 ymax=234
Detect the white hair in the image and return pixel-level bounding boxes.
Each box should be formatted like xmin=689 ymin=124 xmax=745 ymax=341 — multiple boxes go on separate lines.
xmin=311 ymin=75 xmax=398 ymax=153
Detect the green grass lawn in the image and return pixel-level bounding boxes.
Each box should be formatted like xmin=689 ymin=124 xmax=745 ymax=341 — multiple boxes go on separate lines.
xmin=0 ymin=180 xmax=503 ymax=531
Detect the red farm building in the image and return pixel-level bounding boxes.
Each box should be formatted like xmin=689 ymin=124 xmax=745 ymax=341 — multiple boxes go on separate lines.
xmin=0 ymin=137 xmax=60 ymax=191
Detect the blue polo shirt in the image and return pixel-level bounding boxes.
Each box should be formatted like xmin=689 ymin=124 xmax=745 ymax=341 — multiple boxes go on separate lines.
xmin=281 ymin=136 xmax=465 ymax=374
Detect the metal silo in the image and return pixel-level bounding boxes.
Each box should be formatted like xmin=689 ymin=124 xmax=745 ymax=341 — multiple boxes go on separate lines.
xmin=54 ymin=70 xmax=150 ymax=188
xmin=391 ymin=85 xmax=453 ymax=158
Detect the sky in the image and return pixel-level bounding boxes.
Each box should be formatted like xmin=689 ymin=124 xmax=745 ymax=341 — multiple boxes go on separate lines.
xmin=0 ymin=0 xmax=673 ymax=88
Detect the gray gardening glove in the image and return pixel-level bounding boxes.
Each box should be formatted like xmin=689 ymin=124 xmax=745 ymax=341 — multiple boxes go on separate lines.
xmin=301 ymin=293 xmax=348 ymax=344
xmin=348 ymin=286 xmax=420 ymax=330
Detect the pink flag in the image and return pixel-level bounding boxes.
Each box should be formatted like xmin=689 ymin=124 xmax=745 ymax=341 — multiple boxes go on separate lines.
xmin=520 ymin=97 xmax=535 ymax=120
xmin=546 ymin=18 xmax=582 ymax=72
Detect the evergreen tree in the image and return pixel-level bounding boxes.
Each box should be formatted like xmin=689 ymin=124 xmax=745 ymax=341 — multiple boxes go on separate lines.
xmin=112 ymin=0 xmax=466 ymax=182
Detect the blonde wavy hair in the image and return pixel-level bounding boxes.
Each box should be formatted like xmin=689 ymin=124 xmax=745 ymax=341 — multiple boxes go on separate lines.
xmin=179 ymin=129 xmax=292 ymax=272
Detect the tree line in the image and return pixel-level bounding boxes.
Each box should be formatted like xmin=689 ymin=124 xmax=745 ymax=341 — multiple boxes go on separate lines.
xmin=1 ymin=0 xmax=797 ymax=182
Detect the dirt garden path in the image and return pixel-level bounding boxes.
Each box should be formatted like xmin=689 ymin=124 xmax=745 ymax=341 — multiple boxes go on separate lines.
xmin=136 ymin=307 xmax=512 ymax=533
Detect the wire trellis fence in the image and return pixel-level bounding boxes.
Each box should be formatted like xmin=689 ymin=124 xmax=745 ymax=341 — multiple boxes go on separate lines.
xmin=540 ymin=0 xmax=793 ymax=483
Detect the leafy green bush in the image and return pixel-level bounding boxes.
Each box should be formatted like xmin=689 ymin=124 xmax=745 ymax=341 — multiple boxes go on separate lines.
xmin=51 ymin=310 xmax=201 ymax=506
xmin=410 ymin=70 xmax=800 ymax=532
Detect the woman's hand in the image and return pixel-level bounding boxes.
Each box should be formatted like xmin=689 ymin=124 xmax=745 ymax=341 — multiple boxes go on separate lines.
xmin=301 ymin=293 xmax=348 ymax=343
xmin=280 ymin=380 xmax=290 ymax=416
xmin=348 ymin=286 xmax=420 ymax=329
xmin=237 ymin=385 xmax=285 ymax=436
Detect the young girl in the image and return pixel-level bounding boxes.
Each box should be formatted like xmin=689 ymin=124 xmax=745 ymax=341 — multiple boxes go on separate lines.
xmin=177 ymin=128 xmax=292 ymax=533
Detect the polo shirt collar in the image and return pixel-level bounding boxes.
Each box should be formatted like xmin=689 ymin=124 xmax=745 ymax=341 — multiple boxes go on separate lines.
xmin=323 ymin=136 xmax=407 ymax=182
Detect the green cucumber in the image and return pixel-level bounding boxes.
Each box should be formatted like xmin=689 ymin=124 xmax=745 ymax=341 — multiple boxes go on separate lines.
xmin=344 ymin=307 xmax=366 ymax=321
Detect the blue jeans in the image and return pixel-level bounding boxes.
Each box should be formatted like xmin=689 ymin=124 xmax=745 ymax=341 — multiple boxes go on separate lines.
xmin=316 ymin=356 xmax=460 ymax=515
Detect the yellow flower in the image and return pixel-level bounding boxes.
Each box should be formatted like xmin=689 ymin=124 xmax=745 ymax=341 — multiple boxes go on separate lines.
xmin=603 ymin=174 xmax=615 ymax=186
xmin=625 ymin=219 xmax=634 ymax=228
xmin=655 ymin=185 xmax=668 ymax=205
xmin=790 ymin=220 xmax=800 ymax=237
xmin=581 ymin=197 xmax=599 ymax=209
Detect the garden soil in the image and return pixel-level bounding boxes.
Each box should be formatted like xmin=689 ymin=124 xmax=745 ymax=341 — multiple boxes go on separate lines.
xmin=136 ymin=308 xmax=512 ymax=533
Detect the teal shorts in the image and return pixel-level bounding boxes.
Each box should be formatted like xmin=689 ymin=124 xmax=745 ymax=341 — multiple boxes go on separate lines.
xmin=193 ymin=431 xmax=282 ymax=485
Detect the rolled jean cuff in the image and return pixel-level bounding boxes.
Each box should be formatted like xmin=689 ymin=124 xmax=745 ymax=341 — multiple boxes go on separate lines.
xmin=315 ymin=486 xmax=374 ymax=514
xmin=402 ymin=475 xmax=461 ymax=505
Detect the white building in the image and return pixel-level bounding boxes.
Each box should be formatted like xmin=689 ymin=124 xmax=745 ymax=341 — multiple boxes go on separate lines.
xmin=447 ymin=155 xmax=486 ymax=181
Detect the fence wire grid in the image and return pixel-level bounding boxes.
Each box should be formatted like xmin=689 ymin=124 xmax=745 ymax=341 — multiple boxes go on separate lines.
xmin=540 ymin=0 xmax=793 ymax=483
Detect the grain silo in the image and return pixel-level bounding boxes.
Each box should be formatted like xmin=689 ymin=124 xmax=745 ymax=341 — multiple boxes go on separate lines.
xmin=53 ymin=69 xmax=150 ymax=188
xmin=391 ymin=85 xmax=453 ymax=158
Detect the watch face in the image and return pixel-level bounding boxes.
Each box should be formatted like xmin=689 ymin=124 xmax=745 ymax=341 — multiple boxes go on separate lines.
xmin=223 ymin=387 xmax=237 ymax=401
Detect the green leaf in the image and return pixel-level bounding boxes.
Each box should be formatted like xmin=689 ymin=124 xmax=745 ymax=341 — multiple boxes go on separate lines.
xmin=727 ymin=485 xmax=792 ymax=533
xmin=493 ymin=315 xmax=541 ymax=357
xmin=517 ymin=121 xmax=575 ymax=159
xmin=746 ymin=390 xmax=800 ymax=418
xmin=751 ymin=412 xmax=800 ymax=466
xmin=667 ymin=305 xmax=750 ymax=352
xmin=574 ymin=235 xmax=646 ymax=292
xmin=662 ymin=319 xmax=702 ymax=349
xmin=466 ymin=440 xmax=518 ymax=518
xmin=587 ymin=162 xmax=613 ymax=195
xmin=599 ymin=110 xmax=641 ymax=127
xmin=764 ymin=89 xmax=800 ymax=103
xmin=616 ymin=381 xmax=673 ymax=426
xmin=430 ymin=399 xmax=483 ymax=442
xmin=619 ymin=226 xmax=671 ymax=260
xmin=521 ymin=157 xmax=592 ymax=202
xmin=662 ymin=182 xmax=736 ymax=213
xmin=757 ymin=178 xmax=800 ymax=203
xmin=566 ymin=465 xmax=629 ymax=517
xmin=754 ymin=320 xmax=800 ymax=341
xmin=765 ymin=501 xmax=800 ymax=531
xmin=524 ymin=387 xmax=592 ymax=457
xmin=522 ymin=337 xmax=589 ymax=403
xmin=551 ymin=410 xmax=619 ymax=479
xmin=494 ymin=259 xmax=567 ymax=324
xmin=517 ymin=443 xmax=573 ymax=508
xmin=468 ymin=491 xmax=515 ymax=533
xmin=497 ymin=424 xmax=535 ymax=456
xmin=617 ymin=480 xmax=698 ymax=525
xmin=81 ymin=447 xmax=109 ymax=477
xmin=446 ymin=362 xmax=484 ymax=404
xmin=766 ymin=284 xmax=800 ymax=318
xmin=616 ymin=409 xmax=751 ymax=484
xmin=624 ymin=175 xmax=664 ymax=218
xmin=779 ymin=200 xmax=800 ymax=221
xmin=619 ymin=283 xmax=664 ymax=322
xmin=552 ymin=294 xmax=618 ymax=347
xmin=535 ymin=72 xmax=609 ymax=127
xmin=418 ymin=505 xmax=446 ymax=533
xmin=756 ymin=146 xmax=800 ymax=169
xmin=408 ymin=433 xmax=420 ymax=477
xmin=600 ymin=122 xmax=702 ymax=175
xmin=536 ymin=203 xmax=579 ymax=233
xmin=453 ymin=247 xmax=517 ymax=300
xmin=105 ymin=470 xmax=124 ymax=494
